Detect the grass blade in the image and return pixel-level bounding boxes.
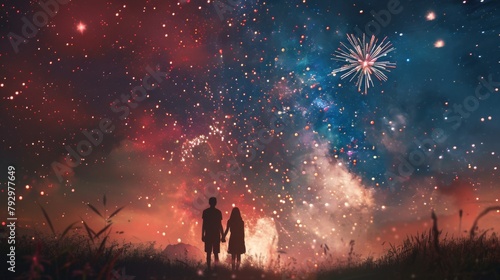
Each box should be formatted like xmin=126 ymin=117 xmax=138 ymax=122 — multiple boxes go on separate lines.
xmin=39 ymin=205 xmax=55 ymax=235
xmin=81 ymin=219 xmax=95 ymax=242
xmin=95 ymin=223 xmax=112 ymax=239
xmin=469 ymin=206 xmax=500 ymax=239
xmin=97 ymin=235 xmax=108 ymax=255
xmin=87 ymin=203 xmax=103 ymax=218
xmin=61 ymin=221 xmax=79 ymax=239
xmin=98 ymin=249 xmax=123 ymax=280
xmin=108 ymin=206 xmax=125 ymax=219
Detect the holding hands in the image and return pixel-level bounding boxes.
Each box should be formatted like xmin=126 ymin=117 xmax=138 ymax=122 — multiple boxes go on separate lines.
xmin=221 ymin=233 xmax=226 ymax=243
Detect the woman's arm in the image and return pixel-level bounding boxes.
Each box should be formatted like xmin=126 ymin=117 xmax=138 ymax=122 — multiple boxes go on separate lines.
xmin=223 ymin=220 xmax=230 ymax=237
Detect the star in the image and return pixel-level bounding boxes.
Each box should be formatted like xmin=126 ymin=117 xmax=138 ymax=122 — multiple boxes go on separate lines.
xmin=426 ymin=11 xmax=436 ymax=21
xmin=77 ymin=22 xmax=86 ymax=34
xmin=434 ymin=39 xmax=445 ymax=48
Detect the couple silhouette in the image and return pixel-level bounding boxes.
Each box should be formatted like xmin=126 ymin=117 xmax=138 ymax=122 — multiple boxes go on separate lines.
xmin=202 ymin=197 xmax=245 ymax=271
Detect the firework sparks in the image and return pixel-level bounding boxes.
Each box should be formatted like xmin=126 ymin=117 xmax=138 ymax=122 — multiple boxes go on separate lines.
xmin=331 ymin=34 xmax=396 ymax=94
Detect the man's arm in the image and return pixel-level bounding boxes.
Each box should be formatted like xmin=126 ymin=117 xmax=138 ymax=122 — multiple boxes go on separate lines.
xmin=219 ymin=211 xmax=224 ymax=240
xmin=219 ymin=221 xmax=224 ymax=242
xmin=201 ymin=213 xmax=205 ymax=242
xmin=202 ymin=221 xmax=205 ymax=241
xmin=222 ymin=220 xmax=229 ymax=242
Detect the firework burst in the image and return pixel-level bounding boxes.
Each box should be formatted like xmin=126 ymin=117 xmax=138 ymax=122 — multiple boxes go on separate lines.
xmin=331 ymin=34 xmax=396 ymax=94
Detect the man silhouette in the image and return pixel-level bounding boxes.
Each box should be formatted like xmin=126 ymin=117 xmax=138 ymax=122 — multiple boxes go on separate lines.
xmin=202 ymin=197 xmax=224 ymax=270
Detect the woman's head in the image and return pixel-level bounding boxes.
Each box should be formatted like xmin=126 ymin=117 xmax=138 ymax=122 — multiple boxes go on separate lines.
xmin=230 ymin=207 xmax=242 ymax=221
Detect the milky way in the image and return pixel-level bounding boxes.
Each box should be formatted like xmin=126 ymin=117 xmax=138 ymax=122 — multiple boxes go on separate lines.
xmin=1 ymin=0 xmax=499 ymax=266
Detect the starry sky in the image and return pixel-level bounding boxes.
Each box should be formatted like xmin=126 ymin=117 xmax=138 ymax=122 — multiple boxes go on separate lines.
xmin=1 ymin=0 xmax=499 ymax=265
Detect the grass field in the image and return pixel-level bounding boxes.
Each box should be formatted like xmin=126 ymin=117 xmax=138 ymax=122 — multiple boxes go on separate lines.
xmin=3 ymin=206 xmax=499 ymax=280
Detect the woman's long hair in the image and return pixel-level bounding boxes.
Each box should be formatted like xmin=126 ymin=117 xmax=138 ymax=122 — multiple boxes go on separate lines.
xmin=229 ymin=207 xmax=243 ymax=222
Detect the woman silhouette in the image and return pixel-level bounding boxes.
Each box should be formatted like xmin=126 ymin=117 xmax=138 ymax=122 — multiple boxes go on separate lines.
xmin=223 ymin=207 xmax=246 ymax=270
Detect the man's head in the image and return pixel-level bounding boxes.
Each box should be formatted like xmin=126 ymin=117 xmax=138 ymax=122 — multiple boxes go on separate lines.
xmin=209 ymin=197 xmax=217 ymax=207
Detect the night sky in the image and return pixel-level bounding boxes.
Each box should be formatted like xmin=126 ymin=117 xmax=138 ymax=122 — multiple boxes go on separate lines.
xmin=1 ymin=0 xmax=499 ymax=265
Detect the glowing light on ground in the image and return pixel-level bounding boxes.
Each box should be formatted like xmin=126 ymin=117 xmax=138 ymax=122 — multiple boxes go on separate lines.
xmin=220 ymin=217 xmax=278 ymax=267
